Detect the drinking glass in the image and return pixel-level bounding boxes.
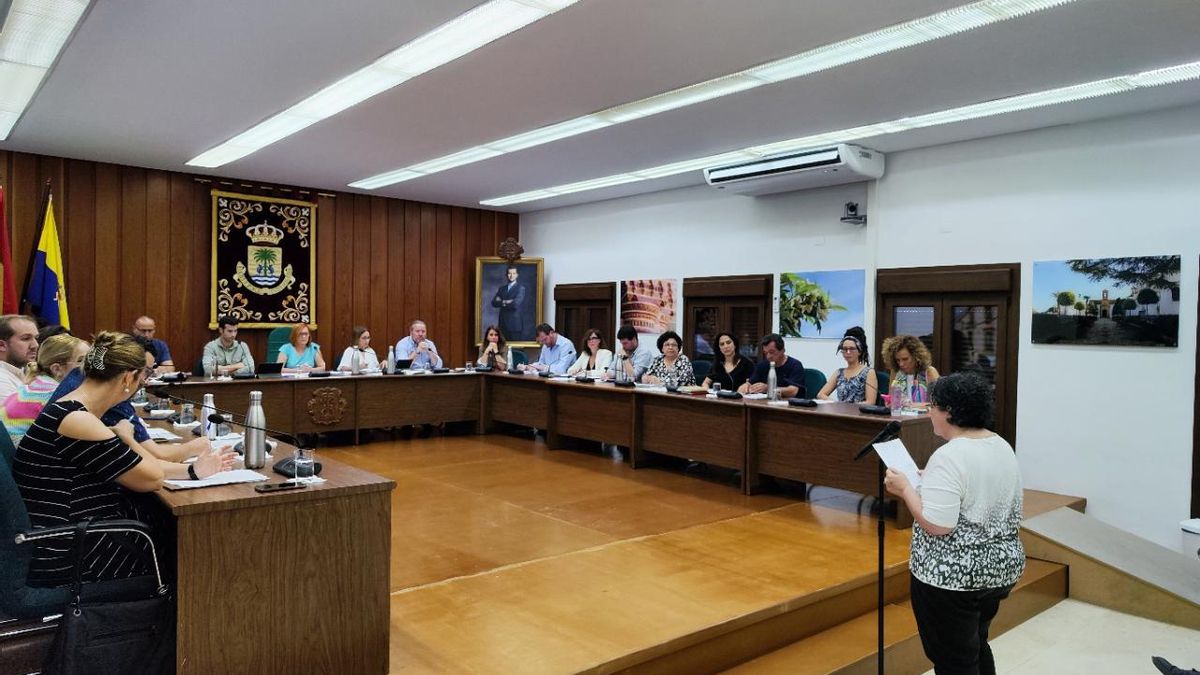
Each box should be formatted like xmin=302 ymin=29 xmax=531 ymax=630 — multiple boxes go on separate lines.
xmin=179 ymin=404 xmax=195 ymax=425
xmin=711 ymin=383 xmax=722 ymax=394
xmin=217 ymin=414 xmax=232 ymax=437
xmin=294 ymin=448 xmax=316 ymax=483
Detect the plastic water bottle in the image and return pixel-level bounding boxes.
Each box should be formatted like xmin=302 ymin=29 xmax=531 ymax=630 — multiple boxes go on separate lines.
xmin=889 ymin=381 xmax=905 ymax=415
xmin=244 ymin=391 xmax=267 ymax=469
xmin=384 ymin=346 xmax=395 ymax=374
xmin=351 ymin=350 xmax=361 ymax=375
xmin=615 ymin=355 xmax=627 ymax=384
xmin=201 ymin=393 xmax=217 ymax=440
xmin=767 ymin=361 xmax=778 ymax=401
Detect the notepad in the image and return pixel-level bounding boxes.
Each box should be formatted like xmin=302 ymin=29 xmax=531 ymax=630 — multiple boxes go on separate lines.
xmin=873 ymin=438 xmax=921 ymax=489
xmin=163 ymin=469 xmax=269 ymax=490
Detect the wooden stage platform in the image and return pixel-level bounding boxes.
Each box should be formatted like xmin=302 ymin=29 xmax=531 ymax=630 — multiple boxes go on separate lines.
xmin=324 ymin=433 xmax=1074 ymax=674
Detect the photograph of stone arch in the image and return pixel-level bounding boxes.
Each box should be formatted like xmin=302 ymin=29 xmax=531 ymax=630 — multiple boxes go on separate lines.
xmin=1031 ymin=255 xmax=1180 ymax=347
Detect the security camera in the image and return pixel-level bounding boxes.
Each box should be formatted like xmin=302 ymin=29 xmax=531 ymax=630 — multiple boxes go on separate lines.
xmin=840 ymin=201 xmax=866 ymax=226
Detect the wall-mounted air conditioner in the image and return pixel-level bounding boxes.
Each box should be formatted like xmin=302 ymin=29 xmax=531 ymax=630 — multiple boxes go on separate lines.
xmin=703 ymin=143 xmax=884 ymax=196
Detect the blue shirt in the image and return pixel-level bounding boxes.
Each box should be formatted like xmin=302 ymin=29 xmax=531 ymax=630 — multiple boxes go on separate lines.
xmin=535 ymin=335 xmax=576 ymax=375
xmin=48 ymin=369 xmax=151 ymax=443
xmin=147 ymin=338 xmax=173 ymax=366
xmin=279 ymin=343 xmax=320 ymax=368
xmin=749 ymin=355 xmax=807 ymax=397
xmin=395 ymin=336 xmax=443 ymax=369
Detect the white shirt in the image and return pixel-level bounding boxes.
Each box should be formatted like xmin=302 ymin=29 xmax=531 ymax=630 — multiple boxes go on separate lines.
xmin=337 ymin=347 xmax=380 ymax=372
xmin=0 ymin=361 xmax=27 ymax=401
xmin=567 ymin=349 xmax=613 ymax=375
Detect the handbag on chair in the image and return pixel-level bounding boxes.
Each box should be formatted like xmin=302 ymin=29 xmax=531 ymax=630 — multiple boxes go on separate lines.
xmin=43 ymin=520 xmax=175 ymax=675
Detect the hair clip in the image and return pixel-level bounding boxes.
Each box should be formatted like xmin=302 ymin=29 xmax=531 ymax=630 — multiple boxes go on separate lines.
xmin=86 ymin=346 xmax=108 ymax=371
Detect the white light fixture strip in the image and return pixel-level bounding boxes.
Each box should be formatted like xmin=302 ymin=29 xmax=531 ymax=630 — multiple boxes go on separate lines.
xmin=0 ymin=0 xmax=89 ymax=140
xmin=186 ymin=0 xmax=579 ymax=168
xmin=479 ymin=60 xmax=1200 ymax=207
xmin=353 ymin=0 xmax=1075 ymax=190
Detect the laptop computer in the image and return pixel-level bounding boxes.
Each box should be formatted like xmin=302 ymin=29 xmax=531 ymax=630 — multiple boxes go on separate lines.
xmin=395 ymin=358 xmax=414 ymax=370
xmin=256 ymin=362 xmax=284 ymax=376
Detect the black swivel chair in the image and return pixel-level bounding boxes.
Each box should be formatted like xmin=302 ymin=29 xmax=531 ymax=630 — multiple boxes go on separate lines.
xmin=0 ymin=422 xmax=166 ymax=673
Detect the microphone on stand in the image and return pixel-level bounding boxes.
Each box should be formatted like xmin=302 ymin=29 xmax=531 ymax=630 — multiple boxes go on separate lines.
xmin=853 ymin=420 xmax=902 ymax=461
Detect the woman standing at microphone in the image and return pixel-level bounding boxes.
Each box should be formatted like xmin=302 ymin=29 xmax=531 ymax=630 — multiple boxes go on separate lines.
xmin=883 ymin=372 xmax=1023 ymax=675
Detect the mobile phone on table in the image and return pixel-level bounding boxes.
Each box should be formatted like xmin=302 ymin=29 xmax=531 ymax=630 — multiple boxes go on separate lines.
xmin=254 ymin=481 xmax=306 ymax=493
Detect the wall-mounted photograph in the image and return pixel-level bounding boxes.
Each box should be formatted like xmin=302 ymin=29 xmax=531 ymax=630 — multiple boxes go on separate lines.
xmin=475 ymin=257 xmax=543 ymax=347
xmin=779 ymin=269 xmax=865 ymax=338
xmin=1032 ymin=255 xmax=1180 ymax=347
xmin=620 ymin=279 xmax=676 ymax=333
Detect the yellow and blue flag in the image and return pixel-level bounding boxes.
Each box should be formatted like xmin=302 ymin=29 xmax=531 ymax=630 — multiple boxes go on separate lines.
xmin=24 ymin=194 xmax=70 ymax=329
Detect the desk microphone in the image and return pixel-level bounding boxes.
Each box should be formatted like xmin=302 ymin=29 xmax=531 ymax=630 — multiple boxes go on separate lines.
xmin=202 ymin=412 xmax=321 ymax=478
xmin=853 ymin=420 xmax=902 ymax=461
xmin=162 ymin=392 xmax=313 ymax=450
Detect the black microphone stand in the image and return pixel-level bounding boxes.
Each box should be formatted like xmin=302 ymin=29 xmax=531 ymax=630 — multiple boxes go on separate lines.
xmin=853 ymin=420 xmax=901 ymax=675
xmin=159 ymin=391 xmax=312 ymax=450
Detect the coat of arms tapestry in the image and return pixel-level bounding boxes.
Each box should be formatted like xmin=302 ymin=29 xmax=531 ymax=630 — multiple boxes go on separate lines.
xmin=210 ymin=190 xmax=316 ymax=328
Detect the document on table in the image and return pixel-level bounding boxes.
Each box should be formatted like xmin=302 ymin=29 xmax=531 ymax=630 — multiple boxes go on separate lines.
xmin=146 ymin=427 xmax=181 ymax=441
xmin=873 ymin=438 xmax=922 ymax=489
xmin=163 ymin=469 xmax=269 ymax=490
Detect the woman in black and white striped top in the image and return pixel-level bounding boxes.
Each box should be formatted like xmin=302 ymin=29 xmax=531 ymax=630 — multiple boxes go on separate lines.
xmin=13 ymin=332 xmax=235 ymax=587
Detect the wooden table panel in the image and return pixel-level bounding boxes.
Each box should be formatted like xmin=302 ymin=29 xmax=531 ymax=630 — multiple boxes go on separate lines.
xmin=160 ymin=450 xmax=395 ymax=674
xmin=485 ymin=374 xmax=550 ymax=429
xmin=294 ymin=379 xmax=358 ymax=433
xmin=158 ymin=377 xmax=295 ymax=434
xmin=356 ymin=374 xmax=481 ymax=428
xmin=748 ymin=404 xmax=882 ymax=494
xmin=637 ymin=392 xmax=746 ymax=472
xmin=551 ymin=381 xmax=634 ymax=446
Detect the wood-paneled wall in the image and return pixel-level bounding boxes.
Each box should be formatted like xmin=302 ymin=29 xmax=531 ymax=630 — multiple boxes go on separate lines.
xmin=0 ymin=150 xmax=519 ymax=368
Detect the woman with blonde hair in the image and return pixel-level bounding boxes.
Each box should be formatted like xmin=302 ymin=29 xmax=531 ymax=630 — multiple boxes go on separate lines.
xmin=13 ymin=332 xmax=235 ymax=586
xmin=1 ymin=333 xmax=89 ymax=445
xmin=881 ymin=334 xmax=940 ymax=408
xmin=277 ymin=322 xmax=326 ymax=372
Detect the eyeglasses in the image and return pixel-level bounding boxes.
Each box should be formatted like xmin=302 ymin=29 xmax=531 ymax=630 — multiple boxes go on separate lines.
xmin=840 ymin=346 xmax=859 ymax=352
xmin=587 ymin=335 xmax=601 ymax=341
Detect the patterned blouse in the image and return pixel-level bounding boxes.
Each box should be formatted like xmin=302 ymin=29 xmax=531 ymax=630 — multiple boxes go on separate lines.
xmin=645 ymin=354 xmax=696 ymax=387
xmin=1 ymin=374 xmax=59 ymax=446
xmin=910 ymin=435 xmax=1025 ymax=591
xmin=834 ymin=366 xmax=872 ymax=403
xmin=891 ymin=370 xmax=930 ymax=404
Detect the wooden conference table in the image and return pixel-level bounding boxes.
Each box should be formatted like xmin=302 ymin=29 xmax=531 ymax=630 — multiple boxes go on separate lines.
xmin=148 ymin=421 xmax=394 ymax=674
xmin=157 ymin=370 xmax=940 ymax=512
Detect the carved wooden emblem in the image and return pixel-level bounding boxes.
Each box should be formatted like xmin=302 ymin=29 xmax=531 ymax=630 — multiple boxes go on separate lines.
xmin=306 ymin=386 xmax=348 ymax=426
xmin=497 ymin=237 xmax=524 ymax=263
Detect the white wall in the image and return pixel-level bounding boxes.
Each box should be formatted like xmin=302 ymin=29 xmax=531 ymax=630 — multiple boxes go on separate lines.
xmin=523 ymin=103 xmax=1200 ymax=549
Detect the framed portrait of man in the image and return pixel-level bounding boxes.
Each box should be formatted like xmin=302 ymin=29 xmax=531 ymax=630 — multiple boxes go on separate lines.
xmin=475 ymin=257 xmax=543 ymax=347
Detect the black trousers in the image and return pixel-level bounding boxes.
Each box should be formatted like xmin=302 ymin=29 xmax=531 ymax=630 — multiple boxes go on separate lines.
xmin=909 ymin=574 xmax=1014 ymax=675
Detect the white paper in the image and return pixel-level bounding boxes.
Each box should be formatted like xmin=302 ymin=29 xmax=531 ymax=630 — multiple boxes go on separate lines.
xmin=814 ymin=399 xmax=837 ymax=405
xmin=146 ymin=409 xmax=175 ymax=419
xmin=163 ymin=469 xmax=269 ymax=490
xmin=146 ymin=428 xmax=181 ymax=441
xmin=873 ymin=438 xmax=921 ymax=489
xmin=742 ymin=393 xmax=768 ymax=400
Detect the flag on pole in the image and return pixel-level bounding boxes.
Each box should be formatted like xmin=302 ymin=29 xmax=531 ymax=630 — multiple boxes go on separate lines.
xmin=23 ymin=193 xmax=70 ymax=329
xmin=0 ymin=187 xmax=17 ymax=313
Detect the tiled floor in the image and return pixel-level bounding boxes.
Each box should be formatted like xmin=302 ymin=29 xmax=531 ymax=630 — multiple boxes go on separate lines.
xmin=923 ymin=599 xmax=1200 ymax=675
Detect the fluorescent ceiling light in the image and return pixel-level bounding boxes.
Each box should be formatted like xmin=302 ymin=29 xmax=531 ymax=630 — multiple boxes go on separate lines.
xmin=479 ymin=59 xmax=1200 ymax=207
xmin=355 ymin=0 xmax=1074 ymax=190
xmin=186 ymin=0 xmax=578 ymax=168
xmin=0 ymin=0 xmax=88 ymax=140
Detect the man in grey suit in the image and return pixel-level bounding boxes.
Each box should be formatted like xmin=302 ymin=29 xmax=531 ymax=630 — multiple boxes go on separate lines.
xmin=492 ymin=265 xmax=528 ymax=341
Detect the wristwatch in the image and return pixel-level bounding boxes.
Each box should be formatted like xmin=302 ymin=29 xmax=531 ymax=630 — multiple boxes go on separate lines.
xmin=187 ymin=464 xmax=199 ymax=480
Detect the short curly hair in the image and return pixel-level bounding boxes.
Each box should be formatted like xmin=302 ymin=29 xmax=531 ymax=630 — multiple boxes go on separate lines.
xmin=928 ymin=372 xmax=994 ymax=429
xmin=881 ymin=335 xmax=932 ymax=374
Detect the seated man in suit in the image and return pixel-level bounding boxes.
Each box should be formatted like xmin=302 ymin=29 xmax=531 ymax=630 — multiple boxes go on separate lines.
xmin=522 ymin=323 xmax=575 ymax=375
xmin=202 ymin=315 xmax=255 ymax=376
xmin=603 ymin=325 xmax=659 ymax=383
xmin=739 ymin=333 xmax=806 ymax=398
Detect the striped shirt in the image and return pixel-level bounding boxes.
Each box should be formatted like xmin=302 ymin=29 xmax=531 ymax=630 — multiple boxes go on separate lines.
xmin=13 ymin=400 xmax=149 ymax=587
xmin=1 ymin=374 xmax=60 ymax=447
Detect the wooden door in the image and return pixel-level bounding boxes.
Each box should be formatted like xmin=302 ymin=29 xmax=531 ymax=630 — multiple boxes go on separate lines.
xmin=554 ymin=282 xmax=616 ymax=350
xmin=877 ymin=265 xmax=1020 ymax=445
xmin=682 ymin=275 xmax=771 ymax=362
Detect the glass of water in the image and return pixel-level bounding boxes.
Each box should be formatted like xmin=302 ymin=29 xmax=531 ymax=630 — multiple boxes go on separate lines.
xmin=711 ymin=382 xmax=722 ymax=394
xmin=217 ymin=413 xmax=232 ymax=437
xmin=293 ymin=447 xmax=316 ymax=483
xmin=179 ymin=403 xmax=195 ymax=424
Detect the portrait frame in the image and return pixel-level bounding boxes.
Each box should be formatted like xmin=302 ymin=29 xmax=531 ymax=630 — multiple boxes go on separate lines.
xmin=475 ymin=257 xmax=544 ymax=348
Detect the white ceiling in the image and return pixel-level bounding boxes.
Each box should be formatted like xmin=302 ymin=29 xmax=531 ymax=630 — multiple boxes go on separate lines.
xmin=3 ymin=0 xmax=1200 ymax=213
